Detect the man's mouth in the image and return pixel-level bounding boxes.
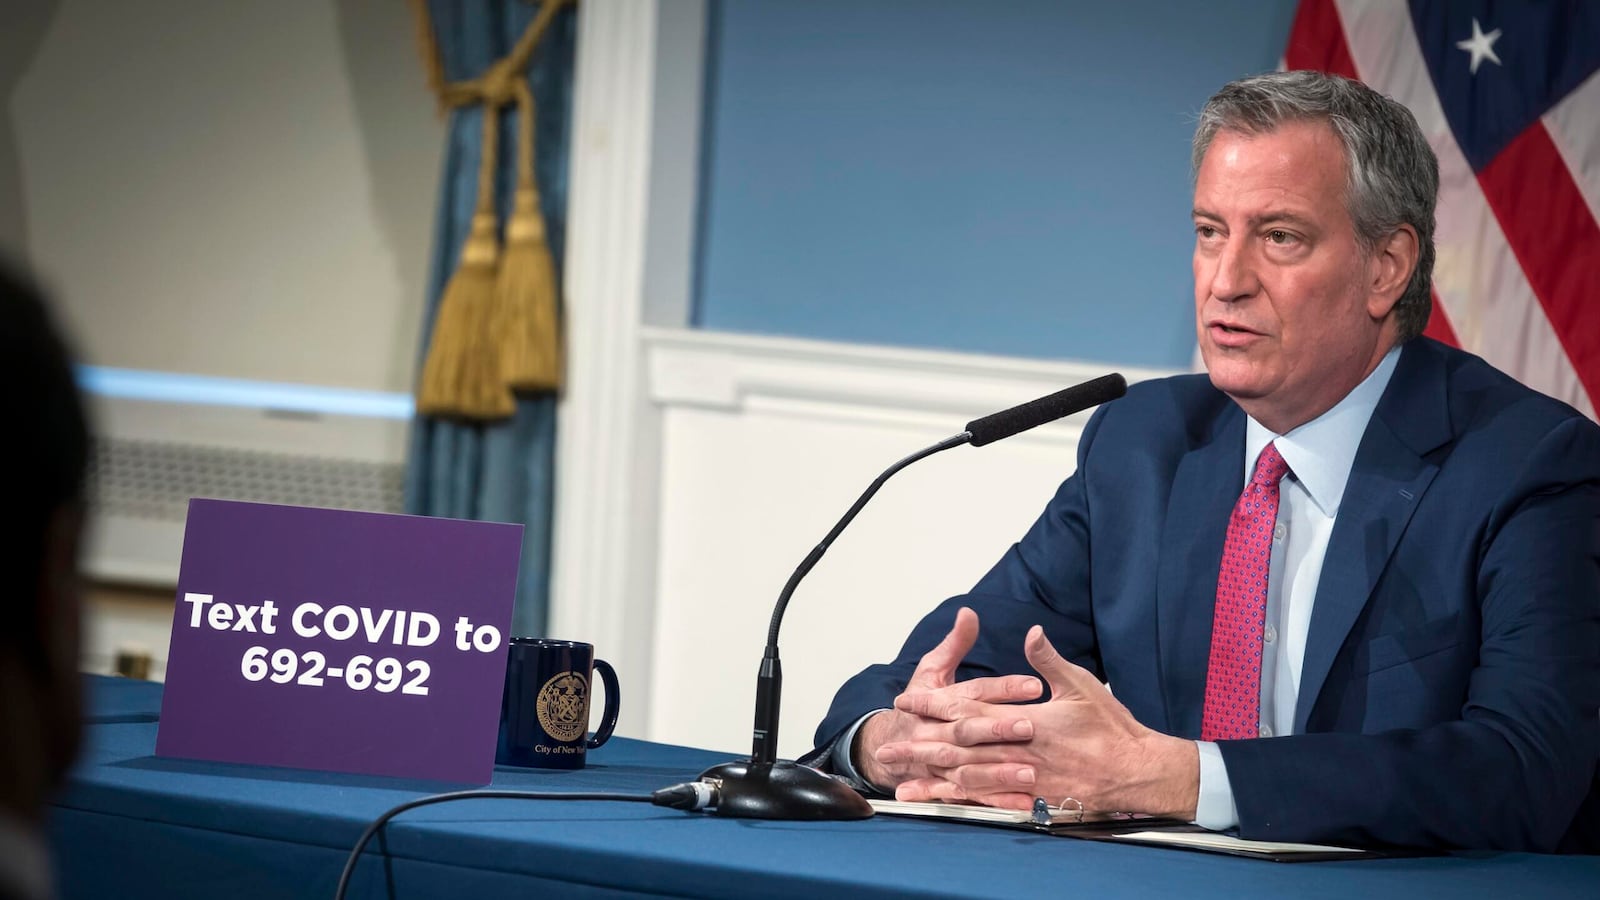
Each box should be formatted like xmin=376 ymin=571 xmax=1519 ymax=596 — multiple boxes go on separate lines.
xmin=1209 ymin=320 xmax=1258 ymax=335
xmin=1207 ymin=321 xmax=1263 ymax=347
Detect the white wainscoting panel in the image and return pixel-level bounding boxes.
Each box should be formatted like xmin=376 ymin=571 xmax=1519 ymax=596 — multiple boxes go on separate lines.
xmin=640 ymin=328 xmax=1173 ymax=759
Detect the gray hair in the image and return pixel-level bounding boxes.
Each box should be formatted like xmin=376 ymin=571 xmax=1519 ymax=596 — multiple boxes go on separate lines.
xmin=1192 ymin=71 xmax=1438 ymax=342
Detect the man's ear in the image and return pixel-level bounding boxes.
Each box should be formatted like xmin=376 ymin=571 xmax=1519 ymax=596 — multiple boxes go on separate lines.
xmin=1367 ymin=224 xmax=1419 ymax=320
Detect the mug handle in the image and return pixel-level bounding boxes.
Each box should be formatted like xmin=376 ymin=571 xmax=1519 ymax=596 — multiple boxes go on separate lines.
xmin=586 ymin=658 xmax=621 ymax=749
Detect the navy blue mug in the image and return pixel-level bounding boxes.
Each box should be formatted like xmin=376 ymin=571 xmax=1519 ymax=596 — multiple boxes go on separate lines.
xmin=496 ymin=638 xmax=621 ymax=769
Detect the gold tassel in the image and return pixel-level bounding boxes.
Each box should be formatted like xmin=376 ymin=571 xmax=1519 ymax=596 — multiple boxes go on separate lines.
xmin=416 ymin=211 xmax=515 ymax=419
xmin=495 ymin=83 xmax=563 ymax=392
xmin=410 ymin=1 xmax=574 ymax=418
xmin=416 ymin=107 xmax=514 ymax=420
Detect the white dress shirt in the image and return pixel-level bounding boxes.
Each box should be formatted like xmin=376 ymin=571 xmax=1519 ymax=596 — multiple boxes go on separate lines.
xmin=1195 ymin=346 xmax=1399 ymax=828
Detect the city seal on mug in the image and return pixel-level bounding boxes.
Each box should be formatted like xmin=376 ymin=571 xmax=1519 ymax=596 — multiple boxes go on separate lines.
xmin=535 ymin=671 xmax=590 ymax=743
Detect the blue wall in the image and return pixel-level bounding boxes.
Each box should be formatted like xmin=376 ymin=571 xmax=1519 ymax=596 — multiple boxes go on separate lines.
xmin=693 ymin=0 xmax=1297 ymax=369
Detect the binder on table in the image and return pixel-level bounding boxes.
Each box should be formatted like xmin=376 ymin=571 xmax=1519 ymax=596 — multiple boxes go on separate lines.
xmin=866 ymin=798 xmax=1416 ymax=862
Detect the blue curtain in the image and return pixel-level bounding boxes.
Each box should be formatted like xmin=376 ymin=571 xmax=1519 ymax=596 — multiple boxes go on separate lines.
xmin=405 ymin=0 xmax=576 ymax=637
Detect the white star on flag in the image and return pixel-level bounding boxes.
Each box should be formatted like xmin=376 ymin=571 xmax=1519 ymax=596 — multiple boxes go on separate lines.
xmin=1455 ymin=17 xmax=1503 ymax=75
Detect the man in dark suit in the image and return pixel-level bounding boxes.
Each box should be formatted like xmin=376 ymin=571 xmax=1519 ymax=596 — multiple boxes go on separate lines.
xmin=0 ymin=260 xmax=91 ymax=900
xmin=811 ymin=71 xmax=1600 ymax=852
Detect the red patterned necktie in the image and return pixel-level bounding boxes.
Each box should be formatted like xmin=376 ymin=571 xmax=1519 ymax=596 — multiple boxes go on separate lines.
xmin=1201 ymin=441 xmax=1290 ymax=741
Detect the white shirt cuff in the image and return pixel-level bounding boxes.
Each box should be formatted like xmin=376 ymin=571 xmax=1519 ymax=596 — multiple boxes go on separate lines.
xmin=1193 ymin=741 xmax=1240 ymax=831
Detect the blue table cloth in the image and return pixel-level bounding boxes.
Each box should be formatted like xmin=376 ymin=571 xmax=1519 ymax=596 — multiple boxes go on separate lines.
xmin=48 ymin=677 xmax=1600 ymax=899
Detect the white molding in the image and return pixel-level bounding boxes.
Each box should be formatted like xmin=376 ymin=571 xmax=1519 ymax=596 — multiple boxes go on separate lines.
xmin=644 ymin=325 xmax=1176 ymax=442
xmin=640 ymin=0 xmax=706 ymax=327
xmin=549 ymin=0 xmax=668 ymax=739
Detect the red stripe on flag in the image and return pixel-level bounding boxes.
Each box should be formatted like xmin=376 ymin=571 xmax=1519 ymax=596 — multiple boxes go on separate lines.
xmin=1476 ymin=122 xmax=1600 ymax=407
xmin=1422 ymin=289 xmax=1460 ymax=347
xmin=1284 ymin=0 xmax=1359 ymax=78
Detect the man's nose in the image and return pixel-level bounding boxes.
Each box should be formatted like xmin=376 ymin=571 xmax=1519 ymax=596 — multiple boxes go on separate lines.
xmin=1208 ymin=239 xmax=1259 ymax=303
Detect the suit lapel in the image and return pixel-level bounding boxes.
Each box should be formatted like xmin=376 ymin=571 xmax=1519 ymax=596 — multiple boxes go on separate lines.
xmin=1293 ymin=341 xmax=1454 ymax=732
xmin=1156 ymin=405 xmax=1245 ymax=738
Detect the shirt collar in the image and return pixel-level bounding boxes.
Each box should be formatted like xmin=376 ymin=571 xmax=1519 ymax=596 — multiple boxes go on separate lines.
xmin=1243 ymin=346 xmax=1402 ymax=517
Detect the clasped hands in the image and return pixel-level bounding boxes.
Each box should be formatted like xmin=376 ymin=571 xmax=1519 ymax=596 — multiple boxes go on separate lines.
xmin=854 ymin=608 xmax=1199 ymax=819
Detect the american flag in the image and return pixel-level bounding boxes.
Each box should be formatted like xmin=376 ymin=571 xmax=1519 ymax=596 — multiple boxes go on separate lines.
xmin=1286 ymin=0 xmax=1598 ymax=420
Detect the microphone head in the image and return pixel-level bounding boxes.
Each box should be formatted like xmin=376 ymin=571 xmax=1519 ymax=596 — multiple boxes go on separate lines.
xmin=965 ymin=373 xmax=1127 ymax=447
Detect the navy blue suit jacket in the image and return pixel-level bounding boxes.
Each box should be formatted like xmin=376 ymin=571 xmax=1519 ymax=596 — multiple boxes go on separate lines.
xmin=814 ymin=339 xmax=1600 ymax=852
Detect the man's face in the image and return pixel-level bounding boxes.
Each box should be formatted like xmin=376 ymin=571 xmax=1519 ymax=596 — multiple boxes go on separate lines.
xmin=1192 ymin=120 xmax=1399 ymax=433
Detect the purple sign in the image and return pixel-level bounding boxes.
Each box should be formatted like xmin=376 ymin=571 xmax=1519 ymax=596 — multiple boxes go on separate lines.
xmin=156 ymin=499 xmax=522 ymax=784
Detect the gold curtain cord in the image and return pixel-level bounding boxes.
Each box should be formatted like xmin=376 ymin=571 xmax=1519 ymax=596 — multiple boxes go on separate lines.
xmin=411 ymin=0 xmax=572 ymax=421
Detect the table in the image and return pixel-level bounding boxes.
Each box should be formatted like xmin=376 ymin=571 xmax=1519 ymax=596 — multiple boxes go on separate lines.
xmin=49 ymin=677 xmax=1600 ymax=899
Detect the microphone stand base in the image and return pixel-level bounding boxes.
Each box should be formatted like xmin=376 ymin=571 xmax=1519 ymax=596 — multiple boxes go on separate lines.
xmin=698 ymin=759 xmax=874 ymax=820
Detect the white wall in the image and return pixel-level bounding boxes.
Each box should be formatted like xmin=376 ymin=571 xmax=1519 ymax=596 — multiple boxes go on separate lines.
xmin=3 ymin=0 xmax=443 ymax=689
xmin=7 ymin=0 xmax=441 ymax=393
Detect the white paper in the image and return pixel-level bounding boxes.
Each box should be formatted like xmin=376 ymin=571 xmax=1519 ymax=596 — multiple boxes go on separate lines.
xmin=1109 ymin=830 xmax=1364 ymax=855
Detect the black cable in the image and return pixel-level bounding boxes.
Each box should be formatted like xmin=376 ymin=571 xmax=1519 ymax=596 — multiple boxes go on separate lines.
xmin=334 ymin=789 xmax=655 ymax=900
xmin=332 ymin=782 xmax=717 ymax=900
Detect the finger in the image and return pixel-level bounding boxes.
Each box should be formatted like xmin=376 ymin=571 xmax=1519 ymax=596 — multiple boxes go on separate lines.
xmin=895 ymin=777 xmax=967 ymax=803
xmin=897 ymin=781 xmax=1045 ymax=812
xmin=875 ymin=740 xmax=969 ymax=771
xmin=962 ymin=792 xmax=1037 ymax=812
xmin=949 ymin=673 xmax=1044 ymax=704
xmin=948 ymin=714 xmax=1034 ymax=746
xmin=1024 ymin=625 xmax=1105 ymax=701
xmin=945 ymin=762 xmax=1039 ymax=793
xmin=894 ymin=674 xmax=1042 ymax=723
xmin=893 ymin=690 xmax=987 ymax=723
xmin=908 ymin=607 xmax=979 ymax=690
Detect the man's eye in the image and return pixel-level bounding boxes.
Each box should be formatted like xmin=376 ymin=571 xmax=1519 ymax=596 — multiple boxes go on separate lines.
xmin=1266 ymin=230 xmax=1295 ymax=245
xmin=1196 ymin=225 xmax=1218 ymax=239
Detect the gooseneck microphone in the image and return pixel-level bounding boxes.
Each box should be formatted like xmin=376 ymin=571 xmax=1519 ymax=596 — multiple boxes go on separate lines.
xmin=697 ymin=372 xmax=1128 ymax=819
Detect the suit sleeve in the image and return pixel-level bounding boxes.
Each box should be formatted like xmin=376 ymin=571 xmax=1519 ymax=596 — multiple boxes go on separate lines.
xmin=809 ymin=405 xmax=1110 ymax=753
xmin=1220 ymin=415 xmax=1600 ymax=851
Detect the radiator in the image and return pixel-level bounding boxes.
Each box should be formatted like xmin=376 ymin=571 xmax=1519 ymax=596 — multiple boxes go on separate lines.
xmin=83 ymin=390 xmax=409 ymax=587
